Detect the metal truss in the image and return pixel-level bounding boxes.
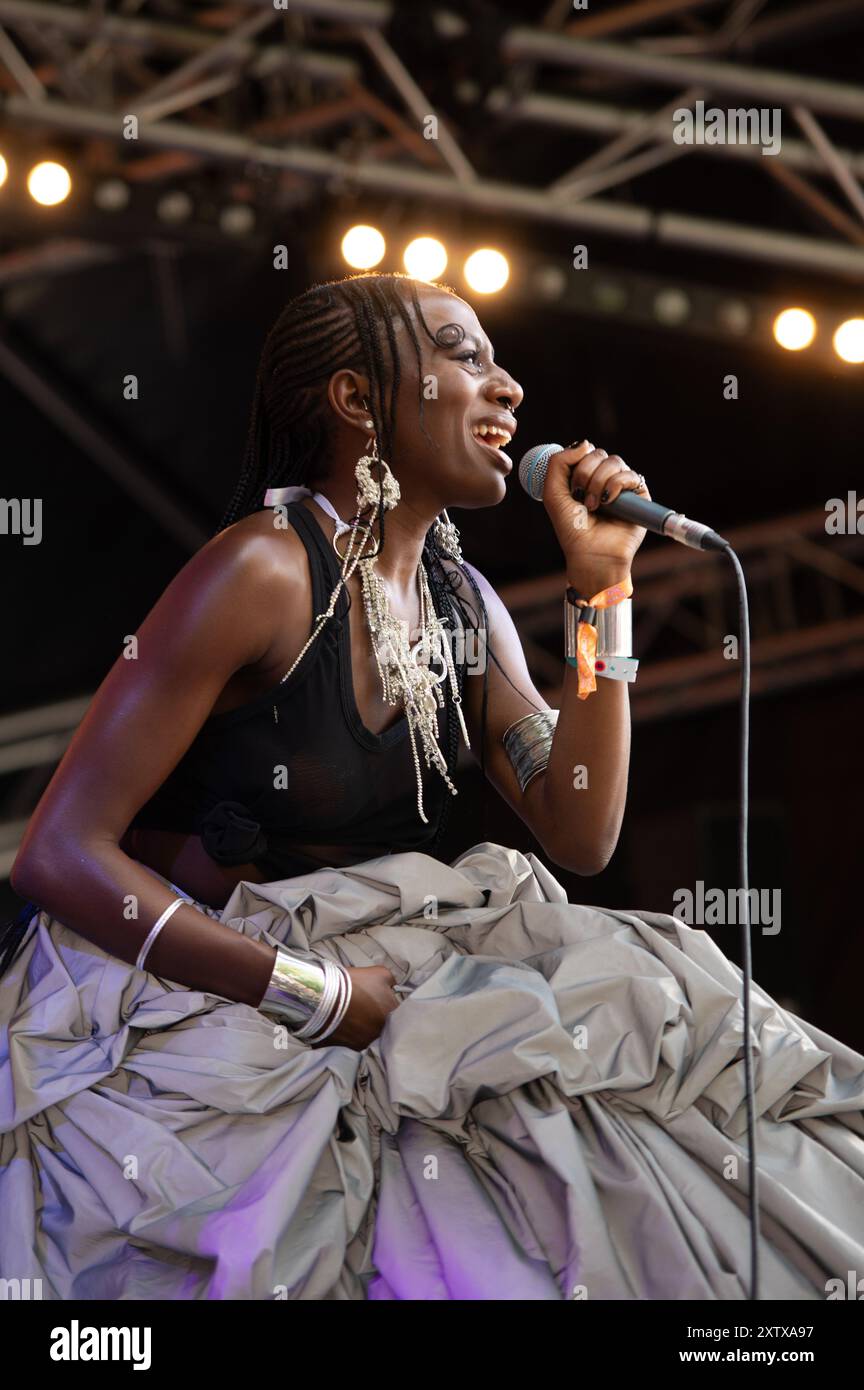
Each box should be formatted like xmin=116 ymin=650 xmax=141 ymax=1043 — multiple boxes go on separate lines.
xmin=500 ymin=502 xmax=864 ymax=722
xmin=0 ymin=0 xmax=864 ymax=280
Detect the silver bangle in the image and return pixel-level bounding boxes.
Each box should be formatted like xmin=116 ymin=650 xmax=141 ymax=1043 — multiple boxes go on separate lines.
xmin=261 ymin=944 xmax=328 ymax=1027
xmin=502 ymin=709 xmax=560 ymax=792
xmin=261 ymin=948 xmax=353 ymax=1044
xmin=310 ymin=967 xmax=353 ymax=1043
xmin=293 ymin=957 xmax=341 ymax=1040
xmin=297 ymin=960 xmax=353 ymax=1044
xmin=135 ymin=895 xmax=191 ymax=971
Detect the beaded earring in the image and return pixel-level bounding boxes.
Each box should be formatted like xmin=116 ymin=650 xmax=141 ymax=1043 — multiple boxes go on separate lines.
xmin=432 ymin=509 xmax=464 ymax=563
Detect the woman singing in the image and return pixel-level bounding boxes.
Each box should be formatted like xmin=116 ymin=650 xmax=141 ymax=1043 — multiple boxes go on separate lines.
xmin=2 ymin=273 xmax=863 ymax=1300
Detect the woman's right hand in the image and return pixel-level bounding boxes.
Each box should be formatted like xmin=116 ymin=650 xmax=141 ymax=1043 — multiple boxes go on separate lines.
xmin=311 ymin=964 xmax=400 ymax=1051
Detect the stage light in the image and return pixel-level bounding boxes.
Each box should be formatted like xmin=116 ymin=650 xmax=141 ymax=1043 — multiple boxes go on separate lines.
xmin=773 ymin=307 xmax=815 ymax=351
xmin=654 ymin=288 xmax=690 ymax=325
xmin=717 ymin=300 xmax=751 ymax=334
xmin=27 ymin=160 xmax=71 ymax=206
xmin=464 ymin=248 xmax=509 ymax=294
xmin=832 ymin=318 xmax=864 ymax=364
xmin=342 ymin=224 xmax=385 ymax=269
xmin=593 ymin=280 xmax=628 ymax=313
xmin=0 ymin=154 xmax=7 ymax=189
xmin=533 ymin=265 xmax=567 ymax=300
xmin=93 ymin=179 xmax=130 ymax=212
xmin=157 ymin=191 xmax=193 ymax=223
xmin=403 ymin=236 xmax=447 ymax=281
xmin=220 ymin=205 xmax=255 ymax=236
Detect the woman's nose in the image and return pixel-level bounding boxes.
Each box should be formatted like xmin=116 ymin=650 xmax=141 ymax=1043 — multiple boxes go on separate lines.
xmin=486 ymin=371 xmax=523 ymax=414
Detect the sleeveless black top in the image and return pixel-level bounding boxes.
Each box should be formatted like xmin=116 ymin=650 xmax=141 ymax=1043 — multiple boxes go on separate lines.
xmin=129 ymin=503 xmax=463 ymax=879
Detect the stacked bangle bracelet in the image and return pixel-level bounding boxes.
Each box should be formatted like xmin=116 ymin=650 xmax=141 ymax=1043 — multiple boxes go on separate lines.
xmin=260 ymin=943 xmax=353 ymax=1044
xmin=135 ymin=898 xmax=353 ymax=1046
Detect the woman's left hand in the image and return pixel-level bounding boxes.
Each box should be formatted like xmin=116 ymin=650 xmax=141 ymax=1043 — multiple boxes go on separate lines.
xmin=541 ymin=440 xmax=650 ymax=594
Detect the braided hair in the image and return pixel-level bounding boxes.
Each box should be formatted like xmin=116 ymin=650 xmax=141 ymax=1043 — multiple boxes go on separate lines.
xmin=216 ymin=272 xmax=538 ymax=856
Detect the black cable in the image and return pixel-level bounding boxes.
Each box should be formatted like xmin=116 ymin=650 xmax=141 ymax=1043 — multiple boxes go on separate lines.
xmin=721 ymin=541 xmax=760 ymax=1301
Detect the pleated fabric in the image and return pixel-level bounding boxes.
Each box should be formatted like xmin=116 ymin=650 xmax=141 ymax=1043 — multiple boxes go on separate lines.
xmin=1 ymin=841 xmax=862 ymax=1300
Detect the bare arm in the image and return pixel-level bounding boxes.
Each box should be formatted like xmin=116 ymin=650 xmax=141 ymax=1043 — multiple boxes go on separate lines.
xmin=459 ymin=440 xmax=649 ymax=875
xmin=459 ymin=561 xmax=628 ymax=876
xmin=10 ymin=522 xmax=295 ymax=1004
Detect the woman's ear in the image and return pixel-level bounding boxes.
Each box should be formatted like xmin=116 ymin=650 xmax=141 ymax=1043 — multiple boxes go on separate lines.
xmin=327 ymin=369 xmax=372 ymax=433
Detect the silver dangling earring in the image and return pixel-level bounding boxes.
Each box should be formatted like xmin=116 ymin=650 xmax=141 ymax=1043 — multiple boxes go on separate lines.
xmin=352 ymin=403 xmax=400 ymax=518
xmin=432 ymin=508 xmax=464 ymax=563
xmin=354 ymin=430 xmax=401 ymax=515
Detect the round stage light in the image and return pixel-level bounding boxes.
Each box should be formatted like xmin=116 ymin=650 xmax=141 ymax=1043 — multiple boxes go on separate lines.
xmin=27 ymin=160 xmax=71 ymax=206
xmin=533 ymin=265 xmax=567 ymax=300
xmin=832 ymin=318 xmax=864 ymax=364
xmin=403 ymin=236 xmax=447 ymax=281
xmin=716 ymin=300 xmax=751 ymax=334
xmin=0 ymin=154 xmax=7 ymax=189
xmin=654 ymin=287 xmax=690 ymax=325
xmin=773 ymin=307 xmax=815 ymax=351
xmin=464 ymin=248 xmax=509 ymax=294
xmin=157 ymin=191 xmax=193 ymax=223
xmin=342 ymin=224 xmax=385 ymax=269
xmin=220 ymin=204 xmax=255 ymax=236
xmin=592 ymin=280 xmax=628 ymax=313
xmin=93 ymin=179 xmax=130 ymax=212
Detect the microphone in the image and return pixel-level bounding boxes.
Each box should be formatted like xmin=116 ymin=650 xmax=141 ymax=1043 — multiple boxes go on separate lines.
xmin=519 ymin=443 xmax=729 ymax=553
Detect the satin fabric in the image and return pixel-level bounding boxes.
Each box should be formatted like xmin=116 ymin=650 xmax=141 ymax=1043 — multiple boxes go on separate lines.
xmin=1 ymin=840 xmax=862 ymax=1300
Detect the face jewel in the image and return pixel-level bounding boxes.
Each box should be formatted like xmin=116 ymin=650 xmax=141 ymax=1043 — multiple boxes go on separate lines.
xmin=435 ymin=323 xmax=465 ymax=347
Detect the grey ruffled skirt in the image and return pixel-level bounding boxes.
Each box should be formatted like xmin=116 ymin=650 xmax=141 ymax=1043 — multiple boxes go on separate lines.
xmin=1 ymin=840 xmax=863 ymax=1300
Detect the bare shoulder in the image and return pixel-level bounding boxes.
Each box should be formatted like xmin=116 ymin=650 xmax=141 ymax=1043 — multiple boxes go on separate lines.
xmin=198 ymin=508 xmax=309 ymax=588
xmin=157 ymin=507 xmax=309 ymax=621
xmin=127 ymin=506 xmax=314 ymax=681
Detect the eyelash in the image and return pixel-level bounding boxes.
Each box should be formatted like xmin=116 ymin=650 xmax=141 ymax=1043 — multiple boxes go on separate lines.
xmin=457 ymin=349 xmax=484 ymax=371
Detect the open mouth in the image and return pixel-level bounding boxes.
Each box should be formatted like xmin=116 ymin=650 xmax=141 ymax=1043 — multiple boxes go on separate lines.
xmin=470 ymin=422 xmax=514 ymax=469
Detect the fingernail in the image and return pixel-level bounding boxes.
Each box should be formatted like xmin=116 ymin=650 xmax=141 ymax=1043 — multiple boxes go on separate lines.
xmin=586 ymin=494 xmax=596 ymax=509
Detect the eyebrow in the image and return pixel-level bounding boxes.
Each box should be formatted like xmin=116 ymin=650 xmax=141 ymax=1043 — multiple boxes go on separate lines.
xmin=463 ymin=332 xmax=496 ymax=362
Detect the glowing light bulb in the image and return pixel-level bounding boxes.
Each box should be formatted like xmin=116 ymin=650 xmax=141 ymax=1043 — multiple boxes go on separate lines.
xmin=341 ymin=225 xmax=385 ymax=269
xmin=0 ymin=154 xmax=8 ymax=189
xmin=773 ymin=307 xmax=815 ymax=351
xmin=833 ymin=318 xmax=864 ymax=364
xmin=27 ymin=160 xmax=71 ymax=206
xmin=464 ymin=248 xmax=509 ymax=294
xmin=403 ymin=236 xmax=447 ymax=281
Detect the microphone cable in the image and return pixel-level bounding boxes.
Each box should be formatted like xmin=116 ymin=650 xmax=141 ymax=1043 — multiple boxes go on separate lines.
xmin=719 ymin=541 xmax=760 ymax=1301
xmin=518 ymin=441 xmax=762 ymax=1297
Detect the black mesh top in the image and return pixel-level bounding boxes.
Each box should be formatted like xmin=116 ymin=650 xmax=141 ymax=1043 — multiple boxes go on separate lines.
xmin=129 ymin=502 xmax=462 ymax=879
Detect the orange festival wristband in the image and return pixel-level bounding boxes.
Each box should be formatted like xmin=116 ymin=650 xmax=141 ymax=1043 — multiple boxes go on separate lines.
xmin=564 ymin=574 xmax=635 ymax=699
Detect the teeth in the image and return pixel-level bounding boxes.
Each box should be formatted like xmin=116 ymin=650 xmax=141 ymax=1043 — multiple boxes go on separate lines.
xmin=472 ymin=423 xmax=512 ymax=445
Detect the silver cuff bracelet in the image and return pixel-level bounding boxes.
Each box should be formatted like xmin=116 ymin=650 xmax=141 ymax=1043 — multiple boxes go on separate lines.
xmin=564 ymin=596 xmax=633 ymax=661
xmin=260 ymin=944 xmax=329 ymax=1027
xmin=502 ymin=709 xmax=560 ymax=792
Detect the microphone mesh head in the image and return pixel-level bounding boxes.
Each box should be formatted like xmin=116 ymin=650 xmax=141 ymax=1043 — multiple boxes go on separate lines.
xmin=518 ymin=443 xmax=563 ymax=500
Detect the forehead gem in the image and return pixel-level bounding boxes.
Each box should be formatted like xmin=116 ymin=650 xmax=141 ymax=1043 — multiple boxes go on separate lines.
xmin=435 ymin=323 xmax=465 ymax=347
